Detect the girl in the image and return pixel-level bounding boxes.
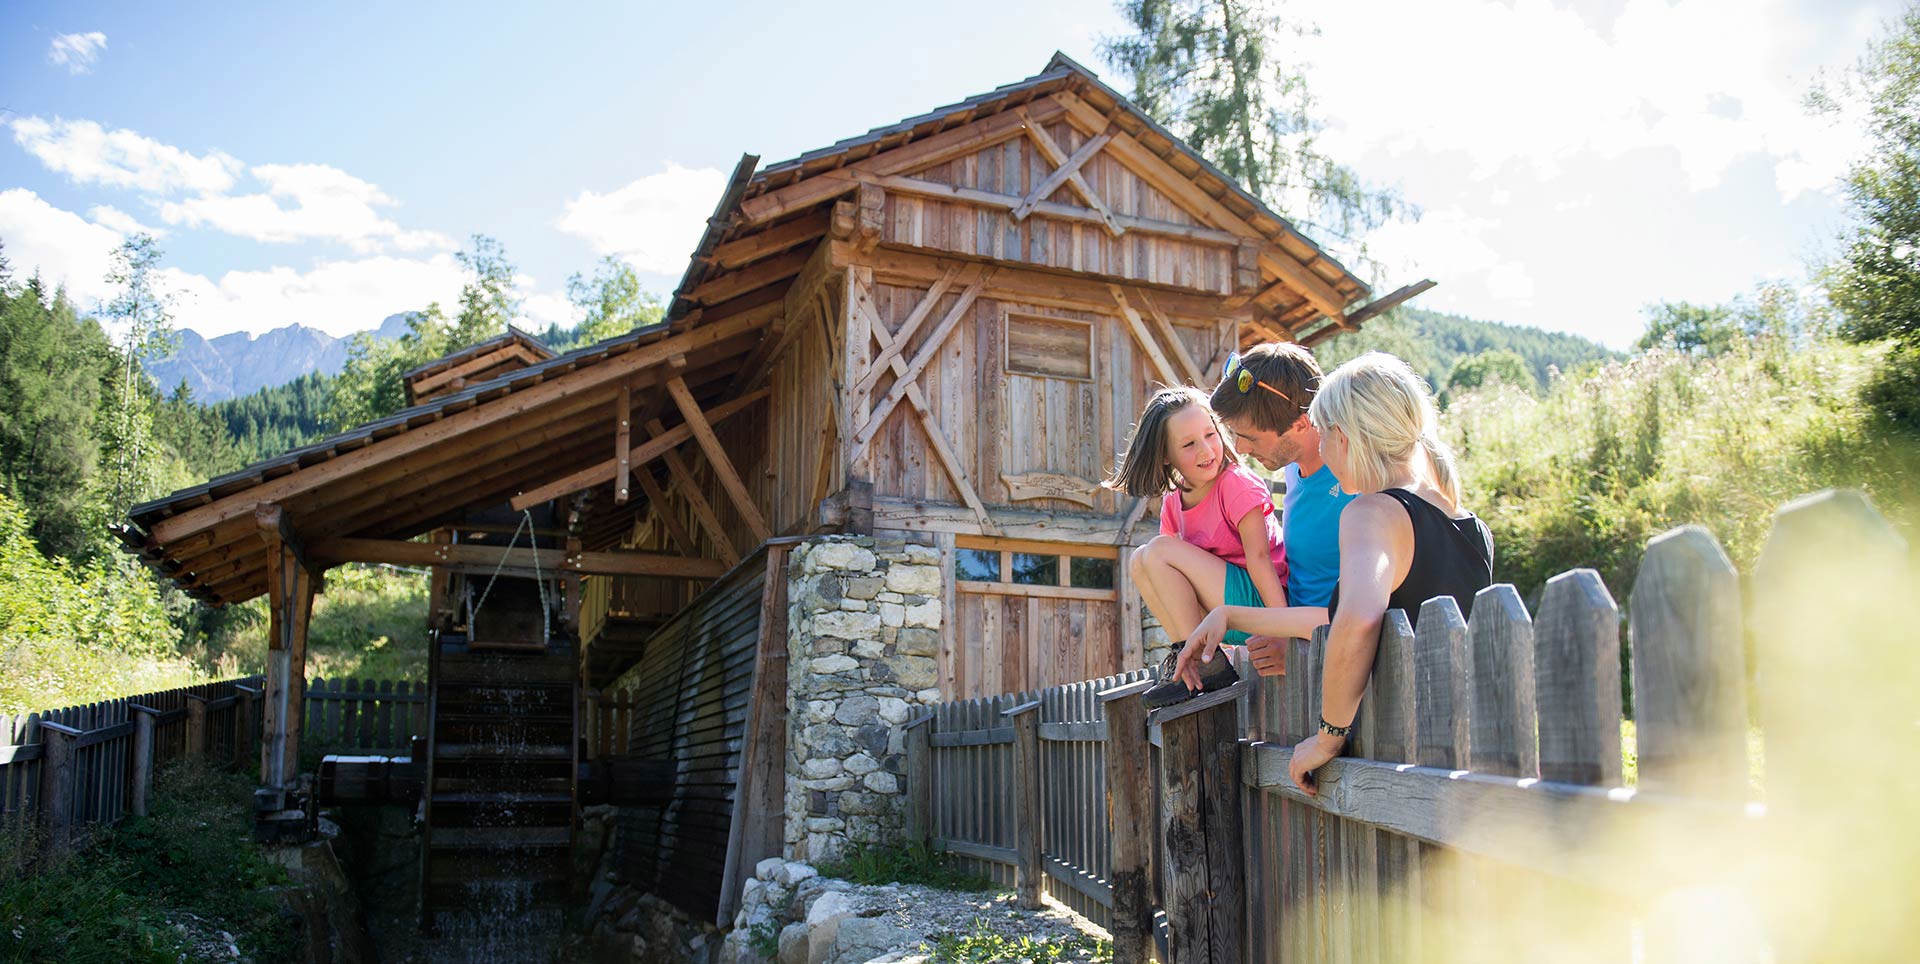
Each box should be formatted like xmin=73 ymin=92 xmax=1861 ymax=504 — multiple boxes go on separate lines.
xmin=1107 ymin=386 xmax=1288 ymax=707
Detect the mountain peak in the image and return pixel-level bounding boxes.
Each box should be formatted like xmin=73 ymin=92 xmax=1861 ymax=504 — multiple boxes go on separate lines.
xmin=145 ymin=315 xmax=411 ymax=402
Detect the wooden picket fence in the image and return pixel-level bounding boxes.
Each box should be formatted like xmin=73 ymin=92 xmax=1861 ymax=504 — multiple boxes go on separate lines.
xmin=0 ymin=676 xmax=264 ymax=854
xmin=302 ymin=678 xmax=426 ymax=753
xmin=906 ymin=489 xmax=1918 ymax=962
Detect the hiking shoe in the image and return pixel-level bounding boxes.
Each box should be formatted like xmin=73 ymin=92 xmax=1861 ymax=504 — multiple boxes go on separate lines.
xmin=1141 ymin=650 xmax=1240 ymax=709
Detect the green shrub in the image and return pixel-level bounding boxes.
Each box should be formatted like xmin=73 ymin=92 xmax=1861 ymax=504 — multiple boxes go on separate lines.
xmin=0 ymin=760 xmax=295 ymax=963
xmin=818 ymin=841 xmax=999 ymax=892
xmin=924 ymin=918 xmax=1111 ymax=963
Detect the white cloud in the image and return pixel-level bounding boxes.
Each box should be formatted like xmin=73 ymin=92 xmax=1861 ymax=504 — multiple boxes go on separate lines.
xmin=556 ymin=163 xmax=725 ymax=274
xmin=158 ymin=254 xmax=470 ymax=338
xmin=87 ymin=204 xmax=164 ymax=238
xmin=1308 ymin=0 xmax=1881 ymax=200
xmin=159 ymin=163 xmax=454 ymax=252
xmin=0 ymin=188 xmax=123 ymax=304
xmin=9 ymin=116 xmax=241 ymax=196
xmin=47 ymin=32 xmax=107 ymax=75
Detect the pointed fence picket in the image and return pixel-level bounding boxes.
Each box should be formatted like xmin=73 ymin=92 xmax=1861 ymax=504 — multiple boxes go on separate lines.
xmin=907 ymin=489 xmax=1914 ymax=962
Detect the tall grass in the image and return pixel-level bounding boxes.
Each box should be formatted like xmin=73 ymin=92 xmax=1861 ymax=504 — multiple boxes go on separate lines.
xmin=199 ymin=563 xmax=429 ymax=681
xmin=1448 ymin=335 xmax=1920 ymax=603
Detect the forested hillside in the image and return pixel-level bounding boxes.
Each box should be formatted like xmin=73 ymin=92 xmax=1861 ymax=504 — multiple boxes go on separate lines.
xmin=1316 ymin=305 xmax=1620 ymax=399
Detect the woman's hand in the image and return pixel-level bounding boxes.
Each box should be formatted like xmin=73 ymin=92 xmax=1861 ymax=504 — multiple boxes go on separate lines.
xmin=1174 ymin=607 xmax=1231 ymax=691
xmin=1288 ymin=731 xmax=1345 ymax=797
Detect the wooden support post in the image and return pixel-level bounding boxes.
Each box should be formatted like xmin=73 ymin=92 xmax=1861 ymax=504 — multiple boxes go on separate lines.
xmin=1005 ymin=699 xmax=1044 ymax=909
xmin=259 ymin=526 xmax=318 ymax=799
xmin=1151 ymin=681 xmax=1247 ymax=964
xmin=130 ymin=704 xmax=159 ymax=818
xmin=36 ymin=720 xmax=82 ymax=857
xmin=1101 ymin=678 xmax=1156 ymax=964
xmin=717 ymin=544 xmax=794 ymax=926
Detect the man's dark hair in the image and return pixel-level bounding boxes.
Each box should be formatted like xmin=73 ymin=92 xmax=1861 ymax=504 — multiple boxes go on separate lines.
xmin=1209 ymin=342 xmax=1322 ymax=434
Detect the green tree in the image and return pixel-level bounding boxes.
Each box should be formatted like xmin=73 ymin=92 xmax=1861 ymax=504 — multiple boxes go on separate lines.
xmin=566 ymin=255 xmax=664 ymax=345
xmin=1101 ymin=0 xmax=1410 ymax=259
xmin=1635 ymin=301 xmax=1740 ymax=356
xmin=451 ymin=234 xmax=518 ymax=346
xmin=0 ymin=263 xmax=114 ymax=557
xmin=1446 ymin=348 xmax=1538 ymax=398
xmin=95 ymin=234 xmax=175 ymax=516
xmin=324 ymin=235 xmax=520 ymax=430
xmin=1823 ymin=4 xmax=1920 ymax=347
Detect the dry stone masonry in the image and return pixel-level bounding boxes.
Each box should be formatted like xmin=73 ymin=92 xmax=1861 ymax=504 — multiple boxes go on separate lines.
xmin=784 ymin=537 xmax=944 ymax=864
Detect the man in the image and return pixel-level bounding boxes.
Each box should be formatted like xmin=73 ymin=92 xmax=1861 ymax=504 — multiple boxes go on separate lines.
xmin=1207 ymin=343 xmax=1356 ymax=676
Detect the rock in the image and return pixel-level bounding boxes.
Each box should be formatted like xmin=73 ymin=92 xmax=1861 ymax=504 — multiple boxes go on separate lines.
xmin=806 ymin=890 xmax=857 ymax=928
xmin=777 ymin=862 xmax=819 ymax=888
xmin=894 ymin=628 xmax=939 ymax=656
xmin=835 ymin=696 xmax=880 ymax=727
xmin=842 ymin=752 xmax=880 ymax=776
xmin=877 ymin=697 xmax=911 ymax=725
xmin=852 ymin=639 xmax=885 ymax=659
xmin=778 ymin=922 xmax=810 ymax=964
xmin=810 ymin=655 xmax=860 ymax=675
xmin=805 ymin=816 xmax=846 ymax=832
xmin=879 ymin=656 xmax=937 ymax=690
xmin=585 ymin=877 xmax=616 ymax=920
xmin=818 ymin=916 xmax=900 ymax=964
xmin=856 ymin=723 xmax=891 ymax=758
xmin=806 ymin=543 xmax=877 ymax=574
xmin=806 ymin=700 xmax=835 ymax=723
xmin=878 ymin=602 xmax=906 ymax=628
xmin=884 ymin=564 xmax=942 ymax=596
xmin=805 ymin=574 xmax=844 ymax=611
xmin=844 ymin=577 xmax=884 ymax=600
xmin=802 ymin=757 xmax=843 ymax=779
xmin=741 ymin=878 xmax=765 ymax=911
xmin=903 ymin=543 xmax=941 ymax=564
xmin=904 ymin=599 xmax=940 ymax=628
xmin=812 ymin=610 xmax=883 ymax=640
xmin=804 ymin=724 xmax=857 ymax=758
xmin=757 ymin=857 xmax=787 ymax=881
xmin=863 ymin=771 xmax=898 ymax=794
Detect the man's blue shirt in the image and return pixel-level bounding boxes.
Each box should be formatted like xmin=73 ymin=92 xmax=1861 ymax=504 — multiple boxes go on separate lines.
xmin=1281 ymin=462 xmax=1355 ymax=608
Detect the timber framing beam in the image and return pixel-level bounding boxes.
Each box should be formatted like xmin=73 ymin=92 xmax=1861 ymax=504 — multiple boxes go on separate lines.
xmin=308 ymin=538 xmax=726 ymax=579
xmin=666 ymin=376 xmax=772 ymax=544
xmin=1014 ymin=115 xmax=1121 ymax=235
xmin=506 ymin=387 xmax=768 ymax=512
xmin=849 ymin=267 xmax=994 ymax=456
xmin=646 ymin=417 xmax=740 ymax=567
xmin=145 ymin=305 xmax=776 ymax=546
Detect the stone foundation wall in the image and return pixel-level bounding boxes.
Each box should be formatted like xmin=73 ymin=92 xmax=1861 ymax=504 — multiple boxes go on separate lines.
xmin=783 ymin=537 xmax=944 ymax=864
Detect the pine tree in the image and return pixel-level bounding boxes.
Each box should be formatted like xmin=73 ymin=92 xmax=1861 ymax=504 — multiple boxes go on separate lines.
xmin=1101 ymin=0 xmax=1410 ymax=271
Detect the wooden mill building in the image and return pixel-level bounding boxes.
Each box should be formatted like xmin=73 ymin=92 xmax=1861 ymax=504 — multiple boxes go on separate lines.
xmin=116 ymin=53 xmax=1406 ymax=924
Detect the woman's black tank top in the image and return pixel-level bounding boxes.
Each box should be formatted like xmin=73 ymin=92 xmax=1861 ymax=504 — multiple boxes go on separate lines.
xmin=1329 ymin=488 xmax=1494 ymax=626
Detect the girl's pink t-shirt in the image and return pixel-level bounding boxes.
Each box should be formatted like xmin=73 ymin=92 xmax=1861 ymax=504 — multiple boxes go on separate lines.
xmin=1160 ymin=463 xmax=1287 ymax=579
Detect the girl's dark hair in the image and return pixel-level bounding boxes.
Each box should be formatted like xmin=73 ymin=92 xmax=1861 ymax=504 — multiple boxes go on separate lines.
xmin=1105 ymin=386 xmax=1238 ymax=498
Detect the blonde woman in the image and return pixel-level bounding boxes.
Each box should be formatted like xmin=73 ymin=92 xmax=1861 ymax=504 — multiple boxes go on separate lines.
xmin=1170 ymin=352 xmax=1493 ymax=795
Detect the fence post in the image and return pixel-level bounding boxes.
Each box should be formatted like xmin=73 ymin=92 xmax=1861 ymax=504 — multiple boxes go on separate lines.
xmin=1152 ymin=679 xmax=1247 ymax=964
xmin=1005 ymin=698 xmax=1044 ymax=910
xmin=184 ymin=694 xmax=208 ymax=758
xmin=130 ymin=704 xmax=160 ymax=818
xmin=903 ymin=713 xmax=934 ymax=847
xmin=1100 ymin=678 xmax=1155 ymax=964
xmin=36 ymin=720 xmax=82 ymax=857
xmin=233 ymin=684 xmax=260 ymax=773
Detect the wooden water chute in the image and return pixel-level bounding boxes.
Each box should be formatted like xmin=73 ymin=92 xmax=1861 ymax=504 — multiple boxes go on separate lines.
xmin=115 ymin=51 xmax=1412 ymax=926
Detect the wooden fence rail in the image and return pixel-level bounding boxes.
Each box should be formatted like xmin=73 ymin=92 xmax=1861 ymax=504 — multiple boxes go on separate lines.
xmin=907 ymin=489 xmax=1916 ymax=962
xmin=301 ymin=678 xmax=427 ymax=753
xmin=2 ymin=674 xmax=424 ymax=857
xmin=1 ymin=675 xmax=264 ymax=854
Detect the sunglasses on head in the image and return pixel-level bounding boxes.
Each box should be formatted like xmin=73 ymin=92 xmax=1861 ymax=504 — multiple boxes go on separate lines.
xmin=1222 ymin=352 xmax=1293 ymax=403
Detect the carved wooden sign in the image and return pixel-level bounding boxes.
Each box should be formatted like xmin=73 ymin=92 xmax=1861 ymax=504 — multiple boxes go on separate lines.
xmin=1001 ymin=471 xmax=1100 ymax=508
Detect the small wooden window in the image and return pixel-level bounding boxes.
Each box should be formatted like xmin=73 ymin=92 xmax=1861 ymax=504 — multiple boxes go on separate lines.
xmin=953 ymin=548 xmax=1001 ymax=582
xmin=1005 ymin=312 xmax=1094 ymax=381
xmin=1070 ymin=557 xmax=1115 ymax=590
xmin=1010 ymin=553 xmax=1059 ymax=586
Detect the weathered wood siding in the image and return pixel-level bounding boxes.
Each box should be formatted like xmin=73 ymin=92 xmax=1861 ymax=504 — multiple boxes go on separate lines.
xmin=951 ymin=591 xmax=1123 ymax=699
xmin=769 ymin=275 xmax=843 ymax=534
xmin=607 ymin=550 xmax=767 ymax=921
xmin=887 ymin=121 xmax=1236 ymax=294
xmin=855 ymin=271 xmax=1235 ymax=518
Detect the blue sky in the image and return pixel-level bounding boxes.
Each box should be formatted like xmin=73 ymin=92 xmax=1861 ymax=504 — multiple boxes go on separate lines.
xmin=0 ymin=0 xmax=1902 ymax=349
